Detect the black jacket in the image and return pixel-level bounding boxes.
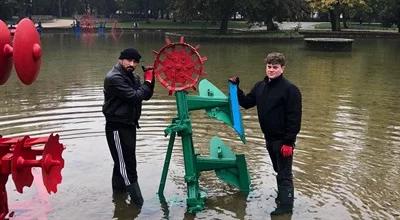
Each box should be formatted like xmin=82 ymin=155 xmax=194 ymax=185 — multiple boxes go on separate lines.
xmin=238 ymin=75 xmax=301 ymax=145
xmin=102 ymin=63 xmax=154 ymax=127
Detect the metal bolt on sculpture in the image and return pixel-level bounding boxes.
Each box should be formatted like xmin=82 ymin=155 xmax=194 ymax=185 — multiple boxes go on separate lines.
xmin=0 ymin=18 xmax=65 ymax=220
xmin=154 ymin=37 xmax=250 ymax=213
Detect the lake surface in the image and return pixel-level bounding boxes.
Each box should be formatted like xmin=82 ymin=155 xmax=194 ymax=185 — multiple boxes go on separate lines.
xmin=2 ymin=32 xmax=400 ymax=220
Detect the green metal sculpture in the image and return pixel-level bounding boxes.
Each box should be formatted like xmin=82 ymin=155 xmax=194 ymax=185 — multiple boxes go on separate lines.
xmin=153 ymin=37 xmax=251 ymax=213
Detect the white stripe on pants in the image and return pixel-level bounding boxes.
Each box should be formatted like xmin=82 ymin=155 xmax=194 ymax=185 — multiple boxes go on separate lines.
xmin=113 ymin=130 xmax=131 ymax=186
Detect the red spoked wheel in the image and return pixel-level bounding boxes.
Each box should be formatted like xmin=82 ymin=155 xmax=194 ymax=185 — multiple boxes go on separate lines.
xmin=153 ymin=36 xmax=207 ymax=94
xmin=41 ymin=134 xmax=64 ymax=194
xmin=11 ymin=134 xmax=64 ymax=194
xmin=11 ymin=136 xmax=35 ymax=193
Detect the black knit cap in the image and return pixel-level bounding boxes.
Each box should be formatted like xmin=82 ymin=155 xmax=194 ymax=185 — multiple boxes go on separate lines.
xmin=118 ymin=48 xmax=141 ymax=61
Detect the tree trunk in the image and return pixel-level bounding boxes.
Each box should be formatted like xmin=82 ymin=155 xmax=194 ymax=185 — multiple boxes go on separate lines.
xmin=219 ymin=16 xmax=229 ymax=34
xmin=329 ymin=8 xmax=341 ymax=31
xmin=343 ymin=19 xmax=348 ymax=29
xmin=219 ymin=0 xmax=235 ymax=34
xmin=397 ymin=2 xmax=400 ymax=33
xmin=266 ymin=17 xmax=277 ymax=31
xmin=17 ymin=1 xmax=25 ymax=19
xmin=342 ymin=10 xmax=348 ymax=29
xmin=58 ymin=0 xmax=62 ymax=18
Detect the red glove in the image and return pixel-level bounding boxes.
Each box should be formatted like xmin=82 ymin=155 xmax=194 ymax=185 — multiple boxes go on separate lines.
xmin=143 ymin=66 xmax=154 ymax=83
xmin=280 ymin=145 xmax=293 ymax=157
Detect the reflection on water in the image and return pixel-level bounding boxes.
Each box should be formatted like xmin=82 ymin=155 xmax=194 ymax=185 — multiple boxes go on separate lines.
xmin=1 ymin=33 xmax=400 ymax=219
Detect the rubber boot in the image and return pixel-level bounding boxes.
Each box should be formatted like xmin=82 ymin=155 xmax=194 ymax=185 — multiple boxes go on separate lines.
xmin=112 ymin=191 xmax=127 ymax=206
xmin=112 ymin=190 xmax=128 ymax=204
xmin=112 ymin=192 xmax=141 ymax=219
xmin=112 ymin=175 xmax=126 ymax=194
xmin=127 ymin=182 xmax=144 ymax=208
xmin=271 ymin=187 xmax=293 ymax=216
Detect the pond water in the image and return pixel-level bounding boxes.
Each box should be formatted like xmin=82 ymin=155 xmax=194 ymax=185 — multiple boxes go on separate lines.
xmin=2 ymin=32 xmax=400 ymax=220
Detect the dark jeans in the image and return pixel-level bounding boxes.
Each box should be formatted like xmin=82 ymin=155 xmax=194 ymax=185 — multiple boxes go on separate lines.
xmin=106 ymin=122 xmax=138 ymax=190
xmin=266 ymin=140 xmax=294 ymax=206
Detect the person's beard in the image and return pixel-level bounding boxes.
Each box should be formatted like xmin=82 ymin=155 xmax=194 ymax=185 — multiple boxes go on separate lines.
xmin=123 ymin=66 xmax=135 ymax=74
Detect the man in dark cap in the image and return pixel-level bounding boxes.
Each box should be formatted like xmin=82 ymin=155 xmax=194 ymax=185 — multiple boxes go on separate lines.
xmin=103 ymin=48 xmax=155 ymax=208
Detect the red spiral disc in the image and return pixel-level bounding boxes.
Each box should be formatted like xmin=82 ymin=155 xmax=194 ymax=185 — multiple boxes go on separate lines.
xmin=153 ymin=37 xmax=207 ymax=94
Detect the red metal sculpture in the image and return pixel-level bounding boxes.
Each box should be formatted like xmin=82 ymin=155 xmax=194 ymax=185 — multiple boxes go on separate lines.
xmin=13 ymin=18 xmax=42 ymax=85
xmin=80 ymin=14 xmax=96 ymax=33
xmin=111 ymin=20 xmax=123 ymax=41
xmin=153 ymin=36 xmax=207 ymax=94
xmin=0 ymin=20 xmax=13 ymax=85
xmin=0 ymin=135 xmax=64 ymax=219
xmin=0 ymin=18 xmax=42 ymax=85
xmin=0 ymin=18 xmax=64 ymax=220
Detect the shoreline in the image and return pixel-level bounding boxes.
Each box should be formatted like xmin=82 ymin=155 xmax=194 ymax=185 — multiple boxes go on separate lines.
xmin=37 ymin=27 xmax=400 ymax=39
xmin=5 ymin=18 xmax=398 ymax=39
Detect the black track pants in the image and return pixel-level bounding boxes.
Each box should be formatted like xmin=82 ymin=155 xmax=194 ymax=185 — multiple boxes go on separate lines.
xmin=106 ymin=122 xmax=138 ymax=190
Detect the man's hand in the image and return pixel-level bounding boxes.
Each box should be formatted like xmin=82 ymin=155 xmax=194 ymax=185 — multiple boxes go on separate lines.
xmin=280 ymin=145 xmax=293 ymax=157
xmin=142 ymin=65 xmax=154 ymax=72
xmin=228 ymin=76 xmax=240 ymax=85
xmin=142 ymin=65 xmax=154 ymax=83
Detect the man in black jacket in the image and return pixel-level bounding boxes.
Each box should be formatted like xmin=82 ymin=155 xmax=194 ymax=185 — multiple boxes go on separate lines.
xmin=229 ymin=52 xmax=302 ymax=215
xmin=103 ymin=48 xmax=155 ymax=208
